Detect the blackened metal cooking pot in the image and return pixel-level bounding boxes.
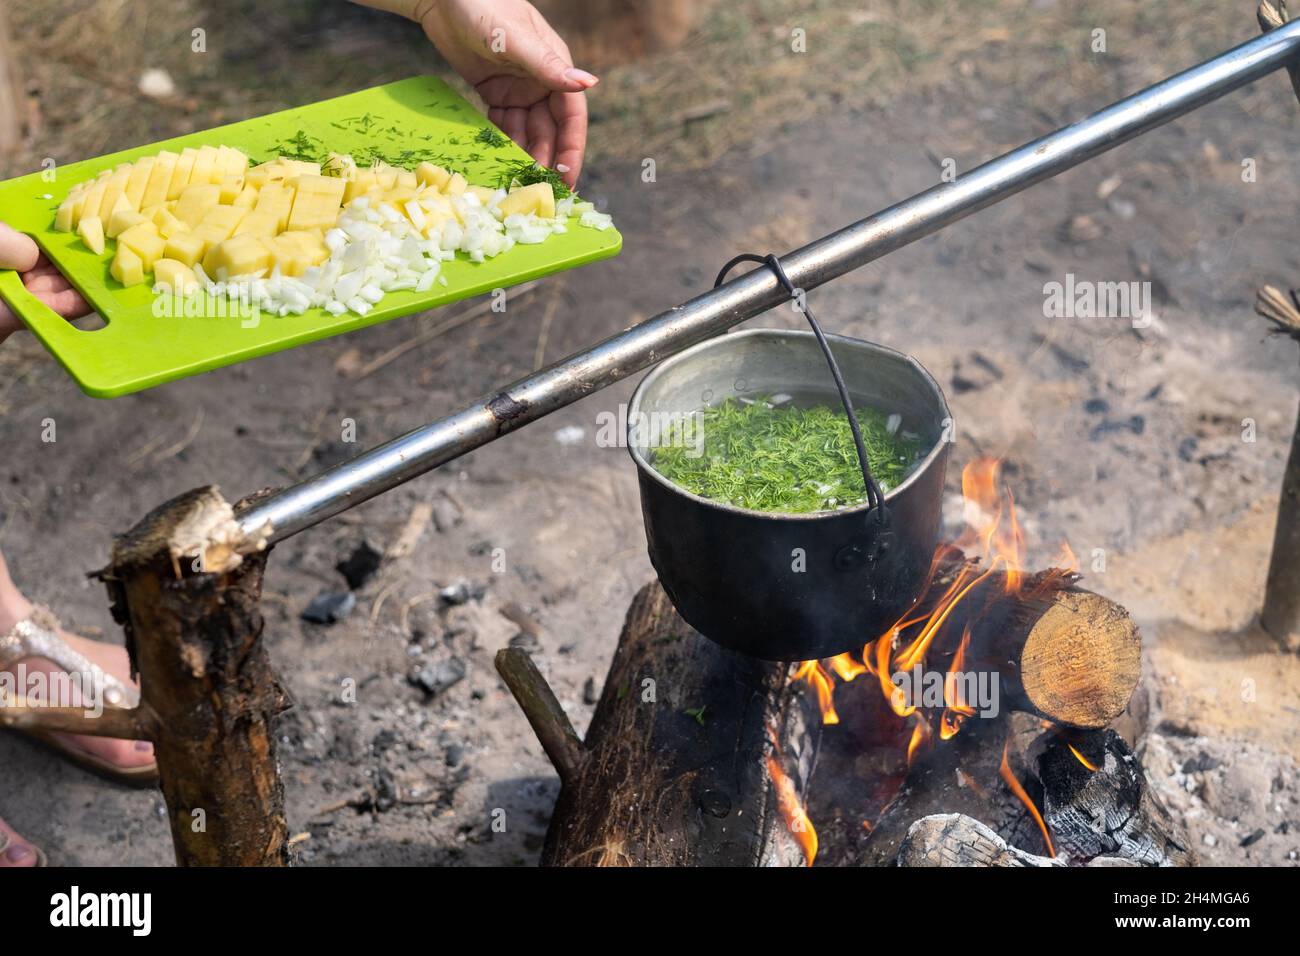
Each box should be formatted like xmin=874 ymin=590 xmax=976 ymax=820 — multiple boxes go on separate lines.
xmin=628 ymin=328 xmax=951 ymax=661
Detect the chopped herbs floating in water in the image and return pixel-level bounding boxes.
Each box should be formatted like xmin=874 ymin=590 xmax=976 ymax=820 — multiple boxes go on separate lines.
xmin=652 ymin=396 xmax=924 ymax=514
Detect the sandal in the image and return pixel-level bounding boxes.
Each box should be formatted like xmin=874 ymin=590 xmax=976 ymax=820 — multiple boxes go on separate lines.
xmin=0 ymin=604 xmax=159 ymax=788
xmin=0 ymin=824 xmax=48 ymax=867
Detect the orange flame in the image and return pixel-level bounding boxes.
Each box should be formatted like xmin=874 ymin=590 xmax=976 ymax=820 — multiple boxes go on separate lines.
xmin=786 ymin=457 xmax=1078 ymax=844
xmin=1000 ymin=742 xmax=1055 ymax=858
xmin=1067 ymin=742 xmax=1099 ymax=772
xmin=939 ymin=624 xmax=976 ymax=740
xmin=794 ymin=660 xmax=839 ymax=725
xmin=906 ymin=717 xmax=931 ymax=765
xmin=766 ymin=751 xmax=817 ymax=866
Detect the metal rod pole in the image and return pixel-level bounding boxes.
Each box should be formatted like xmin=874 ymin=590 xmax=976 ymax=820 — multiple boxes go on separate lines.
xmin=238 ymin=22 xmax=1300 ymax=544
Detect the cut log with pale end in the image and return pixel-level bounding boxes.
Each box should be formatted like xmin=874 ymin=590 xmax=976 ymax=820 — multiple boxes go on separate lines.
xmin=97 ymin=486 xmax=288 ymax=867
xmin=496 ymin=581 xmax=821 ymax=867
xmin=906 ymin=563 xmax=1143 ymax=728
xmin=993 ymin=584 xmax=1143 ymax=729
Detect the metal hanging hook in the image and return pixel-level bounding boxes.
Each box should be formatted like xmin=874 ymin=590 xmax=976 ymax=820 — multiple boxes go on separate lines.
xmin=713 ymin=252 xmax=889 ymax=525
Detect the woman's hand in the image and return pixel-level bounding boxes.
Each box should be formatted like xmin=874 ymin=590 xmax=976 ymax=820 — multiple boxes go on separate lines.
xmin=415 ymin=0 xmax=597 ymax=186
xmin=357 ymin=0 xmax=597 ymax=187
xmin=0 ymin=223 xmax=90 ymax=346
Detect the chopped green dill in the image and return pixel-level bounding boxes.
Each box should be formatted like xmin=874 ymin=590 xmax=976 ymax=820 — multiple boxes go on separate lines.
xmin=494 ymin=159 xmax=572 ymax=199
xmin=475 ymin=126 xmax=510 ymax=149
xmin=271 ymin=129 xmax=327 ymax=164
xmin=652 ymin=396 xmax=923 ymax=514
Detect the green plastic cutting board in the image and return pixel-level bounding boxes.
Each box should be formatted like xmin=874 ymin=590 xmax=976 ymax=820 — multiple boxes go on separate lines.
xmin=0 ymin=77 xmax=621 ymax=398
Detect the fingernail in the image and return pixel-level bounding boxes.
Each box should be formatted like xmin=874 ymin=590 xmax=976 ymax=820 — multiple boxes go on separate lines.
xmin=135 ymin=740 xmax=154 ymax=754
xmin=564 ymin=68 xmax=599 ymax=87
xmin=5 ymin=844 xmax=34 ymax=864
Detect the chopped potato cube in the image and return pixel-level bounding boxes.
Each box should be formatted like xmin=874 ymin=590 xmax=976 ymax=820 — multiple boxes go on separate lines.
xmin=117 ymin=221 xmax=166 ymax=270
xmin=76 ymin=216 xmax=105 ymax=255
xmin=97 ymin=185 xmax=127 ymax=223
xmin=203 ymin=235 xmax=271 ymax=279
xmin=154 ymin=258 xmax=197 ymax=294
xmin=173 ymin=183 xmax=222 ymax=228
xmin=218 ymin=175 xmax=245 ymax=204
xmin=286 ymin=175 xmax=345 ymax=232
xmin=110 ymin=244 xmax=145 ymax=286
xmin=107 ymin=208 xmax=147 ymax=239
xmin=124 ymin=156 xmax=155 ymax=210
xmin=167 ymin=148 xmax=198 ymax=200
xmin=78 ymin=181 xmax=108 ymax=228
xmin=141 ymin=151 xmax=179 ymax=210
xmin=253 ymin=182 xmax=295 ymax=232
xmin=416 ymin=162 xmax=451 ymax=190
xmin=54 ymin=198 xmax=76 ymax=232
xmin=498 ymin=182 xmax=555 ymax=219
xmin=443 ymin=172 xmax=468 ymax=197
xmin=231 ymin=209 xmax=279 ymax=239
xmin=343 ymin=170 xmax=379 ymax=204
xmin=194 ymin=205 xmax=248 ymax=241
xmin=153 ymin=208 xmax=189 ymax=240
xmin=190 ymin=145 xmax=219 ymax=186
xmin=163 ymin=232 xmax=207 ymax=267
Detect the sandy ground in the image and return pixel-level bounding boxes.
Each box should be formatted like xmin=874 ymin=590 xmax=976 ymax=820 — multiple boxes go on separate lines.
xmin=1 ymin=2 xmax=1298 ymax=866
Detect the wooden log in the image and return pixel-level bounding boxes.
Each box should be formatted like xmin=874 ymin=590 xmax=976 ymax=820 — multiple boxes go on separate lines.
xmin=898 ymin=814 xmax=1063 ymax=867
xmin=880 ymin=562 xmax=1142 ymax=728
xmin=497 ymin=581 xmax=822 ymax=867
xmin=1037 ymin=729 xmax=1194 ymax=866
xmin=0 ymin=700 xmax=154 ymax=740
xmin=897 ymin=813 xmax=1143 ymax=867
xmin=1261 ymin=394 xmax=1300 ymax=651
xmin=856 ymin=719 xmax=1193 ymax=867
xmin=978 ymin=579 xmax=1142 ymax=728
xmin=97 ymin=486 xmax=286 ymax=867
xmin=1252 ymin=285 xmax=1300 ymax=651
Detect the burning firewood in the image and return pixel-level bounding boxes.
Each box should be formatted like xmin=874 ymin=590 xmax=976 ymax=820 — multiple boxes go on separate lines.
xmin=896 ymin=814 xmax=1144 ymax=867
xmin=496 ymin=582 xmax=821 ymax=866
xmin=853 ymin=720 xmax=1193 ymax=867
xmin=1037 ymin=729 xmax=1193 ymax=866
xmin=501 ymin=559 xmax=1148 ymax=866
xmin=897 ymin=814 xmax=1067 ymax=867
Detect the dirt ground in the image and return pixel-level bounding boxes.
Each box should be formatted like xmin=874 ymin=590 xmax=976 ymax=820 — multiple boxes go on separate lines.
xmin=1 ymin=1 xmax=1298 ymax=866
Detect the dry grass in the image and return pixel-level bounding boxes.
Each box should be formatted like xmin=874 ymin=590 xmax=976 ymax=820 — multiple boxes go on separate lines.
xmin=2 ymin=0 xmax=1286 ymax=180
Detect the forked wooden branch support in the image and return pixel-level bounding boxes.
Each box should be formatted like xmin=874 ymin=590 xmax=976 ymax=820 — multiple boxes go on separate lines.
xmin=0 ymin=700 xmax=156 ymax=740
xmin=496 ymin=583 xmax=821 ymax=866
xmin=95 ymin=485 xmax=289 ymax=867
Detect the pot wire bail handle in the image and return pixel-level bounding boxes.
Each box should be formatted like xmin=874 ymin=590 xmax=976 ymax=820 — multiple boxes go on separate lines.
xmin=713 ymin=253 xmax=889 ymax=526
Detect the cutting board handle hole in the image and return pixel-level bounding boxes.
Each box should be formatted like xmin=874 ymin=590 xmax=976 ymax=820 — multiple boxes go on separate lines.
xmin=70 ymin=312 xmax=108 ymax=331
